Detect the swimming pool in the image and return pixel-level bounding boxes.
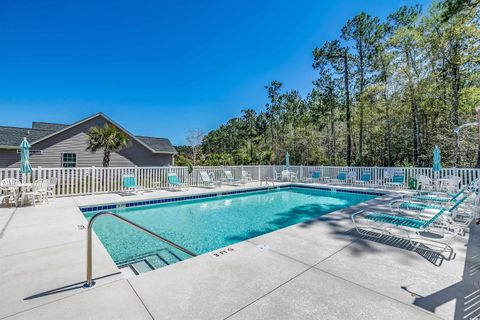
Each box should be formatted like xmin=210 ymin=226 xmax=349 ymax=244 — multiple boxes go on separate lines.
xmin=83 ymin=187 xmax=377 ymax=273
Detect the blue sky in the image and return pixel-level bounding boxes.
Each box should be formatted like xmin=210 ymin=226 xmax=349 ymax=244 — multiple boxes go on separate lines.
xmin=0 ymin=0 xmax=428 ymax=145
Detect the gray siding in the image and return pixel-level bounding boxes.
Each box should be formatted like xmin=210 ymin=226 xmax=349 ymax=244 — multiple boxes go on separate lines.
xmin=1 ymin=116 xmax=173 ymax=168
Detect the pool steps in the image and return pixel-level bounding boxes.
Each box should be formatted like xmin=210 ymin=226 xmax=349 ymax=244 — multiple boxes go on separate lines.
xmin=118 ymin=248 xmax=184 ymax=275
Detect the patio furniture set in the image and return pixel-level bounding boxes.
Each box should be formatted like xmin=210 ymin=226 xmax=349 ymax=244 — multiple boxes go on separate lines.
xmin=0 ymin=177 xmax=57 ymax=207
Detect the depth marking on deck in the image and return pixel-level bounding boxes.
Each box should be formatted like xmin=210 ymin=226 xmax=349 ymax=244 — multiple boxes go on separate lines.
xmin=212 ymin=247 xmax=235 ymax=257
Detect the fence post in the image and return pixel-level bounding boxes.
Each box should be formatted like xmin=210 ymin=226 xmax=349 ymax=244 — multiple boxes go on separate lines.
xmin=91 ymin=166 xmax=96 ymax=195
xmin=300 ymin=165 xmax=303 ymax=180
xmin=257 ymin=165 xmax=261 ymax=183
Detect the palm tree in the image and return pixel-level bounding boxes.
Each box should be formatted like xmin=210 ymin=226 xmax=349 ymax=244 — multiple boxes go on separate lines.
xmin=86 ymin=124 xmax=130 ymax=167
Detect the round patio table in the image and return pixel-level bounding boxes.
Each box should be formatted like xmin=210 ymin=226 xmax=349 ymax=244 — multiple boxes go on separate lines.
xmin=434 ymin=178 xmax=450 ymax=192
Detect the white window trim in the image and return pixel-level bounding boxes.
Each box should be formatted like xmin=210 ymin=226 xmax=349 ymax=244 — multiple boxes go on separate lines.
xmin=61 ymin=152 xmax=77 ymax=168
xmin=16 ymin=150 xmax=43 ymax=155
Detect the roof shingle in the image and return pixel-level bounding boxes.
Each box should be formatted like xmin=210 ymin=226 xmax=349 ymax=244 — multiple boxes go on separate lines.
xmin=0 ymin=126 xmax=54 ymax=148
xmin=137 ymin=136 xmax=177 ymax=154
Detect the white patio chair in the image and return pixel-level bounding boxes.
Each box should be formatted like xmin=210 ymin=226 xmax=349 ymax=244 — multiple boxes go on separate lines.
xmin=46 ymin=177 xmax=58 ymax=200
xmin=290 ymin=171 xmax=298 ymax=181
xmin=0 ymin=178 xmax=21 ymax=207
xmin=346 ymin=171 xmax=356 ymax=184
xmin=415 ymin=175 xmax=434 ymax=193
xmin=443 ymin=175 xmax=462 ymax=194
xmin=274 ymin=170 xmax=283 ymax=181
xmin=23 ymin=179 xmax=49 ymax=206
xmin=241 ymin=170 xmax=252 ymax=183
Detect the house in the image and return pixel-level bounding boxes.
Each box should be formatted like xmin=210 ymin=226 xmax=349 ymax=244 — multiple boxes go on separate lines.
xmin=0 ymin=113 xmax=177 ymax=168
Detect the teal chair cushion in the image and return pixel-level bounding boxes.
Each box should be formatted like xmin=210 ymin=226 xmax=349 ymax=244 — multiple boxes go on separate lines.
xmin=168 ymin=175 xmax=180 ymax=185
xmin=365 ymin=212 xmax=425 ymax=229
xmin=123 ymin=176 xmax=136 ymax=188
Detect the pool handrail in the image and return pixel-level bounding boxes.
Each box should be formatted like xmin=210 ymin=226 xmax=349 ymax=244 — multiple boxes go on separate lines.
xmin=85 ymin=211 xmax=197 ymax=287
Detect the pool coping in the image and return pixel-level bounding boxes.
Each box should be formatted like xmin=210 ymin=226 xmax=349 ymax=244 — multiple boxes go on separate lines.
xmin=79 ymin=183 xmax=389 ymax=213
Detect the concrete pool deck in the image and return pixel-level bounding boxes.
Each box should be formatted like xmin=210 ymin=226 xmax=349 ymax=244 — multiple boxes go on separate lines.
xmin=0 ymin=182 xmax=477 ymax=320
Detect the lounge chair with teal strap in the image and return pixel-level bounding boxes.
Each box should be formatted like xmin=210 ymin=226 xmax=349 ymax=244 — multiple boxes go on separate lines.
xmin=409 ymin=187 xmax=465 ymax=204
xmin=167 ymin=172 xmax=187 ymax=191
xmin=122 ymin=174 xmax=145 ymax=194
xmin=303 ymin=170 xmax=322 ymax=183
xmin=199 ymin=171 xmax=219 ymax=188
xmin=390 ymin=192 xmax=474 ymax=233
xmin=329 ymin=172 xmax=347 ymax=184
xmin=385 ymin=172 xmax=405 ymax=188
xmin=352 ymin=204 xmax=461 ymax=254
xmin=354 ymin=170 xmax=372 ymax=185
xmin=221 ymin=170 xmax=241 ymax=186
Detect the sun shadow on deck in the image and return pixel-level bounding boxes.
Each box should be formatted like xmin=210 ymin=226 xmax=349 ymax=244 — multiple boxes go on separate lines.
xmin=346 ymin=228 xmax=454 ymax=267
xmin=411 ymin=224 xmax=480 ymax=320
xmin=23 ymin=272 xmax=121 ymax=300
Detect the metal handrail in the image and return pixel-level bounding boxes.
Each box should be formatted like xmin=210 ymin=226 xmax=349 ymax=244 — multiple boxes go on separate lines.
xmin=84 ymin=211 xmax=197 ymax=287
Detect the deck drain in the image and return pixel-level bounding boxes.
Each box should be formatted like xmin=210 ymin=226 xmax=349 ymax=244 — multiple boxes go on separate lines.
xmin=257 ymin=244 xmax=270 ymax=250
xmin=77 ymin=225 xmax=86 ymax=230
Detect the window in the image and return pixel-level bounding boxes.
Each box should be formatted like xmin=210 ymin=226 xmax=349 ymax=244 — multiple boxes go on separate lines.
xmin=62 ymin=153 xmax=77 ymax=167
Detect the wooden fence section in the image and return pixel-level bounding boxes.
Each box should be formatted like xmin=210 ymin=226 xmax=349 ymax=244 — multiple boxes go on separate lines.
xmin=1 ymin=165 xmax=479 ymax=197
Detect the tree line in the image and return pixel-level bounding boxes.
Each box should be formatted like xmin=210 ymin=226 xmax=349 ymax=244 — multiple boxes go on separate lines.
xmin=177 ymin=0 xmax=480 ymax=168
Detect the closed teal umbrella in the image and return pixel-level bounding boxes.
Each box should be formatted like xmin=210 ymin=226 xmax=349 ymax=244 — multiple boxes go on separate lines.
xmin=20 ymin=137 xmax=32 ymax=174
xmin=433 ymin=145 xmax=442 ymax=173
xmin=285 ymin=152 xmax=290 ymax=171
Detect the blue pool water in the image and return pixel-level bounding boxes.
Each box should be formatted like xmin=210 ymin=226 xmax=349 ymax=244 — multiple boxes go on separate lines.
xmin=83 ymin=187 xmax=376 ymax=269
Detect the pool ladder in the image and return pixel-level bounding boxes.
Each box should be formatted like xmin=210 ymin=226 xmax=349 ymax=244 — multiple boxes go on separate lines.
xmin=84 ymin=211 xmax=197 ymax=288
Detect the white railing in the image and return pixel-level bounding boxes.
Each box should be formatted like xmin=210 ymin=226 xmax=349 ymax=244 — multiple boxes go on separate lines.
xmin=0 ymin=165 xmax=479 ymax=197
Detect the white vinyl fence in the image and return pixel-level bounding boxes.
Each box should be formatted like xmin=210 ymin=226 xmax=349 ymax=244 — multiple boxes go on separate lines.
xmin=1 ymin=165 xmax=479 ymax=197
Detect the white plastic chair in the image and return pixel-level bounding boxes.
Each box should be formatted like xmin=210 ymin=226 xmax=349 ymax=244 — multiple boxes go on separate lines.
xmin=47 ymin=177 xmax=57 ymax=200
xmin=23 ymin=179 xmax=49 ymax=206
xmin=0 ymin=178 xmax=21 ymax=207
xmin=416 ymin=175 xmax=434 ymax=192
xmin=241 ymin=170 xmax=252 ymax=183
xmin=444 ymin=175 xmax=462 ymax=194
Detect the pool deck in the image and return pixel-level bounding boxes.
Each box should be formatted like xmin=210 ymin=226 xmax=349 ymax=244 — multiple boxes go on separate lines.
xmin=0 ymin=182 xmax=478 ymax=320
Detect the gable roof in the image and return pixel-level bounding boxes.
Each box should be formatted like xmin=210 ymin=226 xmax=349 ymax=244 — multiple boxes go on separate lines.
xmin=0 ymin=113 xmax=177 ymax=154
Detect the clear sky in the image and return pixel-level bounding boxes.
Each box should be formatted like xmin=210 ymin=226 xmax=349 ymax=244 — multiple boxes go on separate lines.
xmin=0 ymin=0 xmax=429 ymax=145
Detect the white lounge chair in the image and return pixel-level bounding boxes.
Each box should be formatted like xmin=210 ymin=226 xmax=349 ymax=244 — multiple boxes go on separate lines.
xmin=222 ymin=170 xmax=241 ymax=186
xmin=199 ymin=171 xmax=219 ymax=188
xmin=167 ymin=172 xmax=187 ymax=191
xmin=352 ymin=201 xmax=462 ymax=254
xmin=302 ymin=171 xmax=322 ymax=183
xmin=353 ymin=170 xmax=372 ymax=185
xmin=384 ymin=169 xmax=405 ymax=188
